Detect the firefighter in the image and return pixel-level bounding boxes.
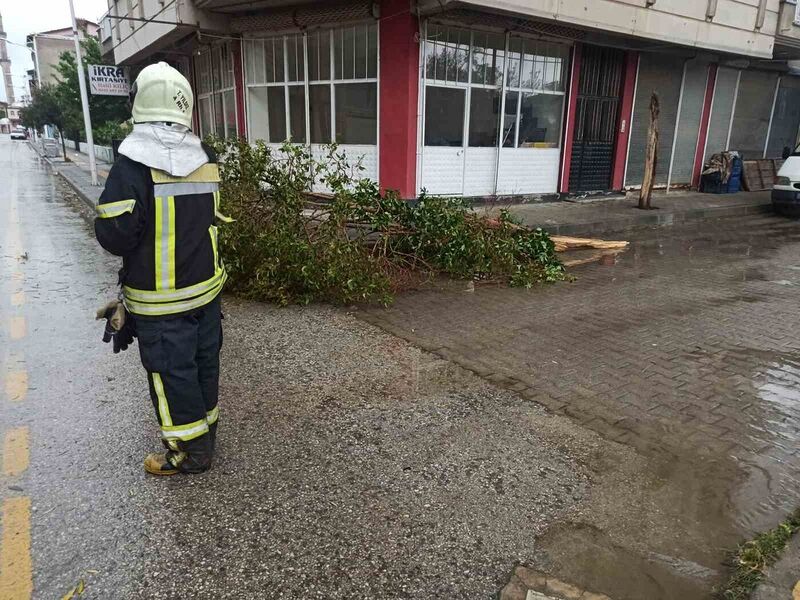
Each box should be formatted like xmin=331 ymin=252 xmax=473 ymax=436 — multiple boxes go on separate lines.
xmin=94 ymin=62 xmax=227 ymax=476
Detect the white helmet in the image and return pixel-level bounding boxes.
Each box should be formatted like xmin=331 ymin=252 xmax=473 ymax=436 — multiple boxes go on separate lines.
xmin=131 ymin=62 xmax=193 ymax=128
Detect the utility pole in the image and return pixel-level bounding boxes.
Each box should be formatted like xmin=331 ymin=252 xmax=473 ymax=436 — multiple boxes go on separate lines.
xmin=68 ymin=0 xmax=97 ymax=186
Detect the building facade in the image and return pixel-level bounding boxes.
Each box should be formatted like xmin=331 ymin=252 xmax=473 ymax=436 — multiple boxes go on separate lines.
xmin=103 ymin=0 xmax=800 ymax=199
xmin=0 ymin=10 xmax=15 ymax=106
xmin=27 ymin=20 xmax=99 ymax=90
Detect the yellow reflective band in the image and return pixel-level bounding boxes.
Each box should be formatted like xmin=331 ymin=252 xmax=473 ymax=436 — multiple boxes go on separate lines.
xmin=161 ymin=418 xmax=209 ymax=442
xmin=123 ymin=269 xmax=225 ymax=303
xmin=154 ymin=196 xmax=176 ymax=291
xmin=96 ymin=199 xmax=136 ymax=219
xmin=209 ymin=225 xmax=219 ymax=271
xmin=215 ymin=210 xmax=234 ymax=224
xmin=154 ymin=196 xmax=163 ymax=290
xmin=124 ymin=271 xmax=227 ymax=316
xmin=150 ymin=164 xmax=220 ymax=184
xmin=206 ymin=406 xmax=219 ymax=425
xmin=151 ymin=373 xmax=173 ymax=427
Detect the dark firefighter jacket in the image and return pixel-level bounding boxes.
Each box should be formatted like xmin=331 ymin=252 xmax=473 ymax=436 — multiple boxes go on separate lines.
xmin=94 ymin=145 xmax=227 ymax=318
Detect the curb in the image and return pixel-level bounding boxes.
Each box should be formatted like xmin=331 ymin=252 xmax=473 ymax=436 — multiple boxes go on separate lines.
xmin=54 ymin=168 xmax=98 ymax=211
xmin=536 ymin=201 xmax=773 ymax=236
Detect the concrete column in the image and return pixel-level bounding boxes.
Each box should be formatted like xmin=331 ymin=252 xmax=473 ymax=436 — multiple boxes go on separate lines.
xmin=378 ymin=0 xmax=419 ymax=198
xmin=611 ymin=51 xmax=639 ymax=191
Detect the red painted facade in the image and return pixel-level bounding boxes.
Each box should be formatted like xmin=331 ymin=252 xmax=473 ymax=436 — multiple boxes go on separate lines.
xmin=378 ymin=0 xmax=419 ymax=198
xmin=611 ymin=51 xmax=639 ymax=190
xmin=231 ymin=39 xmax=247 ymax=139
xmin=559 ymin=43 xmax=581 ymax=194
xmin=692 ymin=64 xmax=718 ymax=189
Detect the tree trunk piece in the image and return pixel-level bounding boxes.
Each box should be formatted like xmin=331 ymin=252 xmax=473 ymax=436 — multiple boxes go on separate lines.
xmin=638 ymin=93 xmax=660 ymax=210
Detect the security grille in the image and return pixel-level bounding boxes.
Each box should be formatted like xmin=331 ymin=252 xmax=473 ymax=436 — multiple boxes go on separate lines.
xmin=569 ymin=45 xmax=624 ymax=193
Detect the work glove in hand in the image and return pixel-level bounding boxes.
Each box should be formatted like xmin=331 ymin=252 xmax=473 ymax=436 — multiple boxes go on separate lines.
xmin=95 ymin=300 xmax=136 ymax=354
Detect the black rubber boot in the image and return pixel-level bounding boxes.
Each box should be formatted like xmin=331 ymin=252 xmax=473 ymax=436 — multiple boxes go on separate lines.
xmin=176 ymin=433 xmax=213 ymax=474
xmin=208 ymin=422 xmax=218 ymax=455
xmin=144 ymin=433 xmax=213 ymax=476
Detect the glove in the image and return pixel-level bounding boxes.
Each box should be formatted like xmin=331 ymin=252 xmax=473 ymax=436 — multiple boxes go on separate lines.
xmin=95 ymin=300 xmax=136 ymax=354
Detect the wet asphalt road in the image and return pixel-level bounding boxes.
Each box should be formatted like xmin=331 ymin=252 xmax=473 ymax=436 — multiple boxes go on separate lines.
xmin=0 ymin=138 xmax=602 ymax=598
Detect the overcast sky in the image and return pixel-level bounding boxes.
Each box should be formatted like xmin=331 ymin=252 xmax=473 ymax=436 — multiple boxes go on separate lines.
xmin=1 ymin=0 xmax=108 ymax=101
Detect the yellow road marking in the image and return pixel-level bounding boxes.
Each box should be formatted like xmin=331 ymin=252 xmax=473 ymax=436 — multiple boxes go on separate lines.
xmin=0 ymin=497 xmax=32 ymax=599
xmin=4 ymin=372 xmax=27 ymax=403
xmin=10 ymin=292 xmax=24 ymax=307
xmin=2 ymin=428 xmax=29 ymax=477
xmin=10 ymin=272 xmax=22 ymax=282
xmin=794 ymin=581 xmax=800 ymax=600
xmin=8 ymin=318 xmax=25 ymax=341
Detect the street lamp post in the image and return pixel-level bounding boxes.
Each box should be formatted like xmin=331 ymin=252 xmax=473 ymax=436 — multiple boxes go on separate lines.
xmin=67 ymin=0 xmax=98 ymax=186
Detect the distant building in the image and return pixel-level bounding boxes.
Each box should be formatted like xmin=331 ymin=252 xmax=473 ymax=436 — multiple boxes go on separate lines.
xmin=0 ymin=10 xmax=15 ymax=105
xmin=27 ymin=20 xmax=99 ymax=89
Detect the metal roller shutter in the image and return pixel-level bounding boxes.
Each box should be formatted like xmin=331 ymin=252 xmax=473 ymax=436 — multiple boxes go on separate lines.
xmin=669 ymin=60 xmax=710 ymax=186
xmin=625 ymin=54 xmax=684 ymax=187
xmin=704 ymin=67 xmax=738 ymax=162
xmin=729 ymin=70 xmax=779 ymax=160
xmin=766 ymin=76 xmax=800 ymax=159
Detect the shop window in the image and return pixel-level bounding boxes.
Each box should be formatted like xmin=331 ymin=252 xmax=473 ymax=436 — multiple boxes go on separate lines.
xmin=518 ymin=93 xmax=563 ymax=147
xmin=267 ymin=87 xmax=286 ymax=142
xmin=195 ymin=43 xmax=239 ymax=139
xmin=309 ymin=85 xmax=331 ymax=143
xmin=245 ymin=24 xmax=377 ymax=146
xmin=502 ymin=37 xmax=567 ymax=149
xmin=422 ymin=24 xmax=568 ymax=155
xmin=335 ymin=83 xmax=377 ymax=144
xmin=289 ymin=86 xmax=306 ymax=143
xmin=468 ymin=88 xmax=500 ymax=147
xmin=425 ymin=24 xmax=469 ymax=84
xmin=502 ymin=91 xmax=519 ymax=148
xmin=424 ymin=87 xmax=465 ymax=147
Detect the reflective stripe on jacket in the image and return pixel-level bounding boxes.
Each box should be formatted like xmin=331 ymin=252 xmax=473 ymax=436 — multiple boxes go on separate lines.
xmin=94 ymin=145 xmax=227 ymax=318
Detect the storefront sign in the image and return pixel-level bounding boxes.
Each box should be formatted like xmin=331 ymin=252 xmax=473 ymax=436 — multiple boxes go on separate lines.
xmin=89 ymin=65 xmax=130 ymax=96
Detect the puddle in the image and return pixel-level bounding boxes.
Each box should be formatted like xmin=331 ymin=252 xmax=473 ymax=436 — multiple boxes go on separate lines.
xmin=531 ymin=347 xmax=800 ymax=600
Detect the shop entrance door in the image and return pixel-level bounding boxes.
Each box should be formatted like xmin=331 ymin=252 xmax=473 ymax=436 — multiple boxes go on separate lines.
xmin=569 ymin=45 xmax=625 ymax=192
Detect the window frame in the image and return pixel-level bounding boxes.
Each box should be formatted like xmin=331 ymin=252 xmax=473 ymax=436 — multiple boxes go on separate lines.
xmin=195 ymin=42 xmax=239 ymax=140
xmin=243 ymin=24 xmax=379 ymax=146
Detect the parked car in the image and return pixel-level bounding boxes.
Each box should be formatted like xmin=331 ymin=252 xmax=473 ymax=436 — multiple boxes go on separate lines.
xmin=10 ymin=127 xmax=27 ymax=141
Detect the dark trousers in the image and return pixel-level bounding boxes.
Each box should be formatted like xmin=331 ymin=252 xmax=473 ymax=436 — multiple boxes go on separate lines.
xmin=134 ymin=296 xmax=222 ymax=446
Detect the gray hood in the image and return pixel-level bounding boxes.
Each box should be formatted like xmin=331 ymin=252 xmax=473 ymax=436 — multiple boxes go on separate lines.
xmin=117 ymin=123 xmax=209 ymax=177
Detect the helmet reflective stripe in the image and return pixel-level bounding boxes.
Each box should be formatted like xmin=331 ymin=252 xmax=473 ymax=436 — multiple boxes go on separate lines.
xmin=132 ymin=62 xmax=193 ymax=128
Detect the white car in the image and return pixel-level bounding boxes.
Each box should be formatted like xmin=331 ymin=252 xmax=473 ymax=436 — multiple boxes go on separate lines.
xmin=773 ymin=145 xmax=800 ymax=217
xmin=10 ymin=127 xmax=27 ymax=140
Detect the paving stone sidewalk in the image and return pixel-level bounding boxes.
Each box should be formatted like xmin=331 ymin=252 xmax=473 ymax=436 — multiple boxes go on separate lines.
xmin=496 ymin=189 xmax=772 ymax=236
xmin=359 ymin=213 xmax=800 ymax=599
